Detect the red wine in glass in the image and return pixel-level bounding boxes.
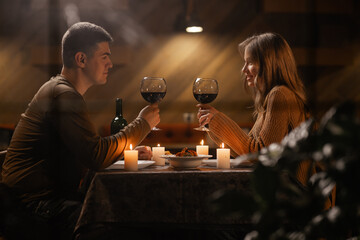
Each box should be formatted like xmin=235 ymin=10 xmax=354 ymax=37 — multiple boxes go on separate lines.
xmin=193 ymin=93 xmax=218 ymax=104
xmin=193 ymin=78 xmax=219 ymax=131
xmin=141 ymin=92 xmax=166 ymax=104
xmin=140 ymin=77 xmax=166 ymax=130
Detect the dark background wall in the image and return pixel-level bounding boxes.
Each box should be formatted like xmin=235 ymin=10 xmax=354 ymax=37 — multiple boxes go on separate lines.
xmin=0 ymin=0 xmax=359 ymax=133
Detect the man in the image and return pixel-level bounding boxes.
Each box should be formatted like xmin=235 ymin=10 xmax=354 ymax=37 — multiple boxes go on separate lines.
xmin=1 ymin=22 xmax=159 ymax=239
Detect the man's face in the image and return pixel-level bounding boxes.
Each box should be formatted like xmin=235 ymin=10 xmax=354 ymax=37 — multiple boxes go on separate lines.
xmin=84 ymin=41 xmax=113 ymax=85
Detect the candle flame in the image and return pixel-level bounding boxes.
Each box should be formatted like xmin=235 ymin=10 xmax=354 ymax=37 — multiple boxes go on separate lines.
xmin=130 ymin=144 xmax=133 ymax=150
xmin=157 ymin=143 xmax=160 ymax=147
xmin=221 ymin=143 xmax=224 ymax=148
xmin=200 ymin=139 xmax=204 ymax=145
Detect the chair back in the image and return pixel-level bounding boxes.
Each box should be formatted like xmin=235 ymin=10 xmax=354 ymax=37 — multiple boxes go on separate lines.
xmin=0 ymin=150 xmax=7 ymax=182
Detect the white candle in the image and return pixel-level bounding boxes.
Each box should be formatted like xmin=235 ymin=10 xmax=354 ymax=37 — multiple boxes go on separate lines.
xmin=124 ymin=144 xmax=138 ymax=171
xmin=152 ymin=144 xmax=165 ymax=166
xmin=217 ymin=143 xmax=230 ymax=169
xmin=196 ymin=139 xmax=209 ymax=156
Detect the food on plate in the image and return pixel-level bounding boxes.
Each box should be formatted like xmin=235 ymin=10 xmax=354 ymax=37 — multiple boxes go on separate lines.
xmin=175 ymin=147 xmax=198 ymax=157
xmin=164 ymin=150 xmax=172 ymax=155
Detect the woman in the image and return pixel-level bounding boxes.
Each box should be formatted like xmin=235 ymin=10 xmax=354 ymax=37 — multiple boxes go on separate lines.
xmin=197 ymin=32 xmax=337 ymax=210
xmin=197 ymin=32 xmax=308 ymax=157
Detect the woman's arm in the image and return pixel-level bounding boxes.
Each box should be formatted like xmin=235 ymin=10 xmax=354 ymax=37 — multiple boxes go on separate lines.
xmin=196 ymin=103 xmax=250 ymax=156
xmin=207 ymin=87 xmax=297 ymax=156
xmin=208 ymin=112 xmax=250 ymax=156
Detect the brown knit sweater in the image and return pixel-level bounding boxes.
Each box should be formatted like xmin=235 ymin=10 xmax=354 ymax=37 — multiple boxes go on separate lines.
xmin=208 ymin=85 xmax=306 ymax=156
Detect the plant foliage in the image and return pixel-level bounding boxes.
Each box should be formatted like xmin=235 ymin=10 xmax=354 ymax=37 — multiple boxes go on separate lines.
xmin=210 ymin=102 xmax=360 ymax=240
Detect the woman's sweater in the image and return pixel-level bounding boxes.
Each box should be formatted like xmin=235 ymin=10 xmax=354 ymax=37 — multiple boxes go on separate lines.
xmin=208 ymin=86 xmax=335 ymax=209
xmin=208 ymin=85 xmax=306 ymax=156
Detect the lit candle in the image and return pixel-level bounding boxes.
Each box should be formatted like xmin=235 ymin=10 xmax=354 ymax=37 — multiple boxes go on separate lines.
xmin=152 ymin=144 xmax=165 ymax=166
xmin=217 ymin=143 xmax=230 ymax=169
xmin=124 ymin=144 xmax=138 ymax=171
xmin=196 ymin=139 xmax=209 ymax=156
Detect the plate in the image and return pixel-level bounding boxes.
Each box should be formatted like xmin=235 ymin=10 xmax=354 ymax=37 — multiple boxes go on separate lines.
xmin=161 ymin=155 xmax=212 ymax=161
xmin=106 ymin=160 xmax=155 ymax=170
xmin=202 ymin=159 xmax=236 ymax=167
xmin=161 ymin=155 xmax=212 ymax=168
xmin=202 ymin=159 xmax=253 ymax=168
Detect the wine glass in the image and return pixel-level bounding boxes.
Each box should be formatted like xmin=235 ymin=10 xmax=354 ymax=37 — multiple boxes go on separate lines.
xmin=140 ymin=77 xmax=167 ymax=131
xmin=193 ymin=77 xmax=218 ymax=131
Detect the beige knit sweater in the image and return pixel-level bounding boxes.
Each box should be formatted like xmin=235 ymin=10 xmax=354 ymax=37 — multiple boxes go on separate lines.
xmin=208 ymin=85 xmax=336 ymax=208
xmin=208 ymin=85 xmax=306 ymax=156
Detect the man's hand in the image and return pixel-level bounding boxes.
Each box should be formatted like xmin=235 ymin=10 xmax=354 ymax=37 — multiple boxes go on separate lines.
xmin=138 ymin=103 xmax=160 ymax=129
xmin=135 ymin=145 xmax=152 ymax=160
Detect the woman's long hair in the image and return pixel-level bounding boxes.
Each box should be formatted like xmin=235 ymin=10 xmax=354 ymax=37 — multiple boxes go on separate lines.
xmin=238 ymin=33 xmax=308 ymax=117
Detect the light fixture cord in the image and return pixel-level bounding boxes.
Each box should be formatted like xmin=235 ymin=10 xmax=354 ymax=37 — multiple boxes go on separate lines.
xmin=186 ymin=0 xmax=194 ymax=20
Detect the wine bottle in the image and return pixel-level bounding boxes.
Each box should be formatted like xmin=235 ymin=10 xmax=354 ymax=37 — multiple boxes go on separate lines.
xmin=110 ymin=98 xmax=127 ymax=134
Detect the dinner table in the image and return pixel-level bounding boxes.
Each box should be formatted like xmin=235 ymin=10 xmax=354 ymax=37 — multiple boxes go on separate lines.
xmin=74 ymin=159 xmax=254 ymax=240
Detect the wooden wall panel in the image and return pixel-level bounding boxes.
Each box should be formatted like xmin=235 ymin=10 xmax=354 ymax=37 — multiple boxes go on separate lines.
xmin=0 ymin=0 xmax=359 ymax=133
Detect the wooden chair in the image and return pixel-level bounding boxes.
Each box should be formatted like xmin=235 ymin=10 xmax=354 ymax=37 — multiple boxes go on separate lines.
xmin=0 ymin=150 xmax=7 ymax=239
xmin=0 ymin=150 xmax=50 ymax=240
xmin=0 ymin=150 xmax=6 ymax=182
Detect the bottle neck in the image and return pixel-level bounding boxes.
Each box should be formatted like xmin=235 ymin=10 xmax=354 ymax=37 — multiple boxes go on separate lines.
xmin=116 ymin=98 xmax=123 ymax=116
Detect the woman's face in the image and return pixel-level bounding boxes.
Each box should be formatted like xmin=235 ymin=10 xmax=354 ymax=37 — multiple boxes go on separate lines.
xmin=242 ymin=47 xmax=259 ymax=88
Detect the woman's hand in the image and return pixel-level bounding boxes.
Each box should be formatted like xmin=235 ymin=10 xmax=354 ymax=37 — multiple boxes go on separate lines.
xmin=196 ymin=104 xmax=219 ymax=127
xmin=135 ymin=145 xmax=152 ymax=160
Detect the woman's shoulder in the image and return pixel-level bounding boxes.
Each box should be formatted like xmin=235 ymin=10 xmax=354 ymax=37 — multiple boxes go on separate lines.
xmin=264 ymin=85 xmax=300 ymax=111
xmin=267 ymin=85 xmax=307 ymax=119
xmin=268 ymin=85 xmax=297 ymax=100
xmin=269 ymin=85 xmax=293 ymax=95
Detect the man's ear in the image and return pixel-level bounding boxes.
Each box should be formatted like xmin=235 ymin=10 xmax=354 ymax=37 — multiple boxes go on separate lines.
xmin=75 ymin=52 xmax=87 ymax=67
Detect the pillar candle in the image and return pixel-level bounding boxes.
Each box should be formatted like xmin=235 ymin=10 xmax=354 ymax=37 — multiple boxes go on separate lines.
xmin=217 ymin=143 xmax=230 ymax=169
xmin=196 ymin=139 xmax=209 ymax=155
xmin=124 ymin=144 xmax=138 ymax=171
xmin=152 ymin=144 xmax=165 ymax=166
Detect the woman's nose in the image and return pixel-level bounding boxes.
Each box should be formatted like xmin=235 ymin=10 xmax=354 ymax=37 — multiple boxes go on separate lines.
xmin=241 ymin=63 xmax=247 ymax=73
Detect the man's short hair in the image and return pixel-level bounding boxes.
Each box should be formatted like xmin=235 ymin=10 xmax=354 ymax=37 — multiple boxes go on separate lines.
xmin=61 ymin=22 xmax=113 ymax=68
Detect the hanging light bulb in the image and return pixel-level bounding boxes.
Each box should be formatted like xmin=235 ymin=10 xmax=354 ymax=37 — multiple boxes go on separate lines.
xmin=186 ymin=24 xmax=203 ymax=33
xmin=185 ymin=0 xmax=203 ymax=33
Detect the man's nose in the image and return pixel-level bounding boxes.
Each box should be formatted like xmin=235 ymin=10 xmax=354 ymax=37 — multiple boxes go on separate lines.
xmin=108 ymin=59 xmax=113 ymax=69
